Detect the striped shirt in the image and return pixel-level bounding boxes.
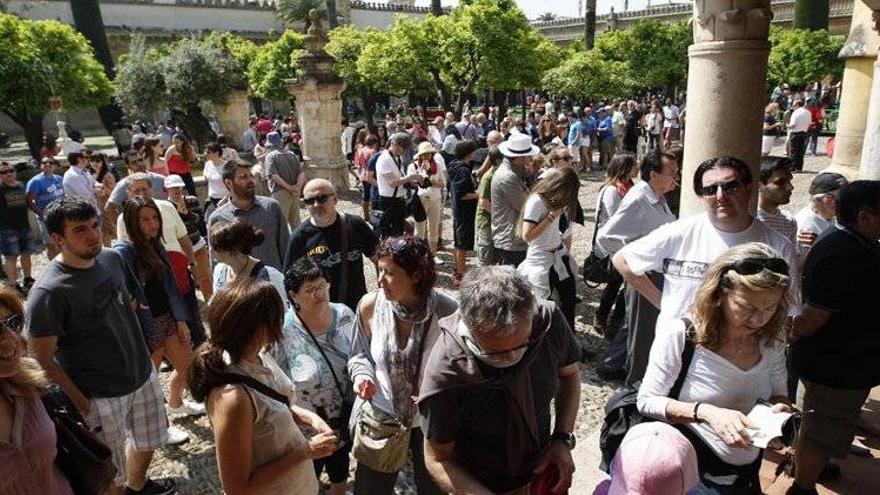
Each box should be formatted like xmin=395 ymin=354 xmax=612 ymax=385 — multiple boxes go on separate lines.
xmin=757 ymin=207 xmax=797 ymax=247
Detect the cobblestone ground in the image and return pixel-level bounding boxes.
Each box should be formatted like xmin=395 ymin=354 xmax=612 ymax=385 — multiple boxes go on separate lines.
xmin=24 ymin=137 xmax=831 ymax=494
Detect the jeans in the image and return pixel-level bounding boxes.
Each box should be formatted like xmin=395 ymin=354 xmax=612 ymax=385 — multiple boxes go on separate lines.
xmin=788 ymin=132 xmax=807 ymax=171
xmin=548 ymin=255 xmax=577 ymax=330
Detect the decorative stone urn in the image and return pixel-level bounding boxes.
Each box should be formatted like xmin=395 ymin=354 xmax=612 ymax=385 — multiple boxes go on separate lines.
xmin=286 ymin=9 xmax=349 ymax=191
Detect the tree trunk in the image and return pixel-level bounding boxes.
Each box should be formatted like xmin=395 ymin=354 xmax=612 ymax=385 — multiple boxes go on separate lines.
xmin=430 ymin=0 xmax=443 ymax=16
xmin=794 ymin=0 xmax=829 ymax=30
xmin=5 ymin=111 xmax=45 ymax=159
xmin=69 ymin=0 xmax=125 ymax=134
xmin=584 ymin=0 xmax=597 ymax=50
xmin=361 ymin=89 xmax=375 ymax=128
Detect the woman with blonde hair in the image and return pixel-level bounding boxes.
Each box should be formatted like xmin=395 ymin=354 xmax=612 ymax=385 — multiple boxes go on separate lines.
xmin=517 ymin=166 xmax=581 ymax=328
xmin=0 ymin=287 xmax=74 ymax=494
xmin=762 ymin=102 xmax=781 ymax=156
xmin=638 ymin=242 xmax=792 ymax=494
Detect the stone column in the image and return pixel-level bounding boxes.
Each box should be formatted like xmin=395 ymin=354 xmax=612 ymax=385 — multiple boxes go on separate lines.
xmin=832 ymin=0 xmax=880 ymax=179
xmin=286 ymin=10 xmax=349 ymax=191
xmin=215 ymin=89 xmax=250 ymax=149
xmin=679 ymin=1 xmax=773 ymax=218
xmin=859 ymin=2 xmax=880 ymax=179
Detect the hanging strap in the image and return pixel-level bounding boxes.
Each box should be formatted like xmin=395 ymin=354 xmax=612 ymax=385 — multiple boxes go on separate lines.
xmin=297 ymin=311 xmax=347 ymax=402
xmin=669 ymin=318 xmax=697 ymax=399
xmin=590 ymin=185 xmax=607 ymax=251
xmin=411 ymin=314 xmax=433 ymax=394
xmin=338 ymin=213 xmax=350 ymax=305
xmin=219 ymin=372 xmax=290 ymax=407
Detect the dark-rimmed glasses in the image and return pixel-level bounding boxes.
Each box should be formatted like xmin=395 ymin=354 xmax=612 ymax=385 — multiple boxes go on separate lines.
xmin=699 ymin=180 xmax=742 ymax=197
xmin=462 ymin=324 xmax=548 ymax=357
xmin=303 ymin=193 xmax=332 ymax=206
xmin=728 ymin=257 xmax=789 ymax=276
xmin=0 ymin=314 xmax=23 ymax=334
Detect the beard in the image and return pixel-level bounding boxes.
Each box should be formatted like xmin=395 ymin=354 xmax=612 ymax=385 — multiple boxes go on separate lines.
xmin=232 ymin=182 xmax=255 ymax=200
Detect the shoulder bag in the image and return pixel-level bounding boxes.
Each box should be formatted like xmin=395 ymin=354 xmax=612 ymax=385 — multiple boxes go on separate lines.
xmin=598 ymin=319 xmax=696 ymax=472
xmin=42 ymin=387 xmax=117 ymax=495
xmin=582 ymin=185 xmax=622 ymax=288
xmin=351 ymin=315 xmax=433 ymax=473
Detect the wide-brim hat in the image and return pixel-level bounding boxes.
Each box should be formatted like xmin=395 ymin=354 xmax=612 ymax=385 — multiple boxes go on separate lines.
xmin=498 ymin=133 xmax=539 ymax=158
xmin=164 ymin=174 xmax=186 ymax=189
xmin=416 ymin=141 xmax=438 ymax=156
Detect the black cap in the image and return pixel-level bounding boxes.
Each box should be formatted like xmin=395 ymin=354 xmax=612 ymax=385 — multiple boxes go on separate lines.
xmin=809 ymin=173 xmax=848 ymax=195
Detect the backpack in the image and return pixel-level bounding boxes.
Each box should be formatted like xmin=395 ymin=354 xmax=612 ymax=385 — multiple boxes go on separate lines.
xmin=598 ymin=319 xmax=696 ymax=472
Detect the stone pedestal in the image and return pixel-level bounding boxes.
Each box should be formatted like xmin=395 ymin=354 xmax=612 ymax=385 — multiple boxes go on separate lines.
xmin=830 ymin=0 xmax=880 ymax=178
xmin=680 ymin=1 xmax=773 ymax=218
xmin=216 ymin=89 xmax=251 ymax=149
xmin=286 ymin=10 xmax=349 ymax=191
xmin=859 ymin=3 xmax=880 ymax=179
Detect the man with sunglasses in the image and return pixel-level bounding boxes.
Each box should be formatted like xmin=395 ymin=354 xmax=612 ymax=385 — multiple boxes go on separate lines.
xmin=0 ymin=162 xmax=37 ymax=296
xmin=420 ymin=267 xmax=581 ymax=495
xmin=284 ymin=178 xmax=379 ymax=310
xmin=613 ymin=155 xmax=799 ymax=335
xmin=788 ymin=181 xmax=880 ymax=495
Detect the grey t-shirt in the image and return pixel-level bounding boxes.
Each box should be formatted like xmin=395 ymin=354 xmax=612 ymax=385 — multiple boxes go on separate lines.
xmin=24 ymin=249 xmax=152 ymax=398
xmin=207 ymin=195 xmax=291 ymax=270
xmin=264 ymin=149 xmax=301 ymax=194
xmin=107 ymin=173 xmax=168 ymax=207
xmin=490 ymin=160 xmax=529 ymax=251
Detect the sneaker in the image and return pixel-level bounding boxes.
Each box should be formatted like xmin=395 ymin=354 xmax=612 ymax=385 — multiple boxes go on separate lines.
xmin=166 ymin=425 xmax=189 ymax=445
xmin=124 ymin=477 xmax=177 ymax=495
xmin=850 ymin=438 xmax=871 ymax=457
xmin=22 ymin=277 xmax=35 ymax=294
xmin=167 ymin=399 xmax=205 ymax=417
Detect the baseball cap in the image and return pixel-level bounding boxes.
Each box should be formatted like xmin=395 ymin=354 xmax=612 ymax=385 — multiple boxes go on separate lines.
xmin=164 ymin=174 xmax=186 ymax=189
xmin=607 ymin=422 xmax=699 ymax=495
xmin=266 ymin=131 xmax=283 ymax=148
xmin=809 ymin=172 xmax=848 ymax=195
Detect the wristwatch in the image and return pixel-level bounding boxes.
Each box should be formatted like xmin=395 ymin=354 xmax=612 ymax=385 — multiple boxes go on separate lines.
xmin=551 ymin=431 xmax=576 ymax=450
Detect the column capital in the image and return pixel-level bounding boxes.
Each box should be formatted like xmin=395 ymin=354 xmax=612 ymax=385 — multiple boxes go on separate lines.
xmin=693 ymin=0 xmax=772 ymax=44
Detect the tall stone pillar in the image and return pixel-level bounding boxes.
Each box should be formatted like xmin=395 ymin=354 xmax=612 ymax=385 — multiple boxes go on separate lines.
xmin=832 ymin=0 xmax=880 ymax=179
xmin=286 ymin=10 xmax=349 ymax=191
xmin=680 ymin=1 xmax=773 ymax=218
xmin=859 ymin=2 xmax=880 ymax=179
xmin=215 ymin=89 xmax=250 ymax=149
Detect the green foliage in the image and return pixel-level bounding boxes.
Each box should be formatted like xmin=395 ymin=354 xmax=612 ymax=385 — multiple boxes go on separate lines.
xmin=246 ymin=30 xmax=305 ymax=101
xmin=326 ymin=25 xmax=381 ymax=96
xmin=276 ymin=0 xmax=325 ymax=32
xmin=356 ymin=15 xmax=437 ymax=98
xmin=768 ymin=26 xmax=843 ymax=87
xmin=542 ymin=50 xmax=635 ymax=101
xmin=0 ymin=13 xmax=112 ymax=119
xmin=203 ymin=32 xmax=259 ymax=90
xmin=114 ymin=36 xmax=165 ymax=117
xmin=593 ymin=20 xmax=690 ymax=91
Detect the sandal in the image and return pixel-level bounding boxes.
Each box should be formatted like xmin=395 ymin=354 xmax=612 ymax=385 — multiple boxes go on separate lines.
xmin=451 ymin=272 xmax=463 ymax=289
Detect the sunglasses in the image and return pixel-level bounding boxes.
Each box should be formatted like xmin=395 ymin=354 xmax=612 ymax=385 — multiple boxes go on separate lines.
xmin=0 ymin=314 xmax=23 ymax=334
xmin=463 ymin=325 xmax=548 ymax=357
xmin=0 ymin=169 xmax=13 ymax=176
xmin=699 ymin=180 xmax=742 ymax=197
xmin=728 ymin=257 xmax=789 ymax=276
xmin=303 ymin=193 xmax=332 ymax=206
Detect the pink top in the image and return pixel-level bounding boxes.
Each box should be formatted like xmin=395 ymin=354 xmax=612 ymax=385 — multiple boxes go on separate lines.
xmin=0 ymin=381 xmax=73 ymax=495
xmin=167 ymin=153 xmax=191 ymax=175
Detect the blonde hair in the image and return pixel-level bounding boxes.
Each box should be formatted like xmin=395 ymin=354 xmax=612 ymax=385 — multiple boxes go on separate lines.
xmin=691 ymin=242 xmax=790 ymax=352
xmin=0 ymin=287 xmax=47 ymax=390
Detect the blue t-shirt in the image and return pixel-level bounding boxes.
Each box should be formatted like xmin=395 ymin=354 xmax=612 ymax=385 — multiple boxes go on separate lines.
xmin=583 ymin=116 xmax=598 ymax=136
xmin=567 ymin=120 xmax=584 ymax=144
xmin=598 ymin=116 xmax=614 ymax=141
xmin=26 ymin=173 xmax=64 ymax=216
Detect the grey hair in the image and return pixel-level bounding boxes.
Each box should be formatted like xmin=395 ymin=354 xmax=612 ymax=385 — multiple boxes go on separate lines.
xmin=459 ymin=266 xmax=538 ymax=337
xmin=388 ymin=132 xmax=411 ymax=148
xmin=127 ymin=172 xmax=151 ymax=188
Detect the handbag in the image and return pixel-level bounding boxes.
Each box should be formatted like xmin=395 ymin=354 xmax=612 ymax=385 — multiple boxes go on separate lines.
xmin=406 ymin=190 xmax=427 ymax=222
xmin=598 ymin=319 xmax=696 ymax=472
xmin=582 ymin=185 xmax=621 ymax=288
xmin=351 ymin=314 xmax=433 ymax=473
xmin=41 ymin=388 xmax=117 ymax=495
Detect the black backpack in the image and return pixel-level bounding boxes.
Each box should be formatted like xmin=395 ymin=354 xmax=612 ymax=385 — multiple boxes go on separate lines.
xmin=598 ymin=319 xmax=696 ymax=472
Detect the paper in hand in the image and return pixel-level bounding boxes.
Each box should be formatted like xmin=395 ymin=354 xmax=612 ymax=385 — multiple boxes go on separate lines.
xmin=746 ymin=402 xmax=792 ymax=448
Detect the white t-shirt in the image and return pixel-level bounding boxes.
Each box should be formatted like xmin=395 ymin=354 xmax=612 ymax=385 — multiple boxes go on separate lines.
xmin=116 ymin=198 xmax=187 ymax=255
xmin=788 ymin=107 xmax=812 ymax=133
xmin=795 ymin=206 xmax=835 ymax=239
xmin=375 ymin=150 xmax=406 ymax=198
xmin=619 ymin=213 xmax=800 ymax=325
xmin=663 ymin=105 xmax=681 ymax=128
xmin=203 ymin=159 xmax=227 ymax=200
xmin=517 ymin=195 xmax=574 ymax=299
xmin=638 ymin=319 xmax=787 ymax=467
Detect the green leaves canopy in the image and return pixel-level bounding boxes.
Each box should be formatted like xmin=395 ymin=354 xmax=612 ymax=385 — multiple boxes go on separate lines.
xmin=542 ymin=50 xmax=635 ymax=101
xmin=0 ymin=13 xmax=112 ymax=121
xmin=768 ymin=27 xmax=843 ymax=87
xmin=593 ymin=20 xmax=690 ymax=92
xmin=246 ymin=30 xmax=305 ymax=101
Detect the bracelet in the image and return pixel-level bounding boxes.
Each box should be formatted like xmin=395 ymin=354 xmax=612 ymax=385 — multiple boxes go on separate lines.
xmin=693 ymin=402 xmax=703 ymax=423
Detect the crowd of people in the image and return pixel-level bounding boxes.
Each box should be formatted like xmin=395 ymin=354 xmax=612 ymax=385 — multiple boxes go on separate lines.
xmin=0 ymin=90 xmax=877 ymax=495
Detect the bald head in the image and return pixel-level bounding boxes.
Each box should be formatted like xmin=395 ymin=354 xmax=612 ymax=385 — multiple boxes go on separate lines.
xmin=303 ymin=178 xmax=338 ymax=227
xmin=486 ymin=130 xmax=503 ymax=147
xmin=303 ymin=178 xmax=333 ymax=196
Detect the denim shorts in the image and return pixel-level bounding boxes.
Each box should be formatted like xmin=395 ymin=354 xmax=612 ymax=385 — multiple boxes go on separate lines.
xmin=0 ymin=228 xmax=38 ymax=256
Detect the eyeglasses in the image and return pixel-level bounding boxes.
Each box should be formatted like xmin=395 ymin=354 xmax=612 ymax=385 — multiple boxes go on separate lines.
xmin=728 ymin=257 xmax=789 ymax=276
xmin=303 ymin=193 xmax=332 ymax=206
xmin=0 ymin=314 xmax=23 ymax=334
xmin=699 ymin=180 xmax=742 ymax=197
xmin=463 ymin=325 xmax=547 ymax=357
xmin=0 ymin=169 xmax=13 ymax=176
xmin=300 ymin=281 xmax=329 ymax=296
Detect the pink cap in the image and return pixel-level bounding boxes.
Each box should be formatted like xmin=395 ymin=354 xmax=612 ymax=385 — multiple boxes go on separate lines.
xmin=608 ymin=422 xmax=699 ymax=495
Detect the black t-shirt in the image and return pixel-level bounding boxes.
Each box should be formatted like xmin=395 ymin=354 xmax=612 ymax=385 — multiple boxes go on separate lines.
xmin=624 ymin=110 xmax=642 ymax=140
xmin=763 ymin=113 xmax=778 ymax=136
xmin=447 ymin=160 xmax=477 ymax=211
xmin=0 ymin=182 xmax=29 ymax=231
xmin=284 ymin=213 xmax=379 ymax=310
xmin=792 ymin=227 xmax=880 ymax=389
